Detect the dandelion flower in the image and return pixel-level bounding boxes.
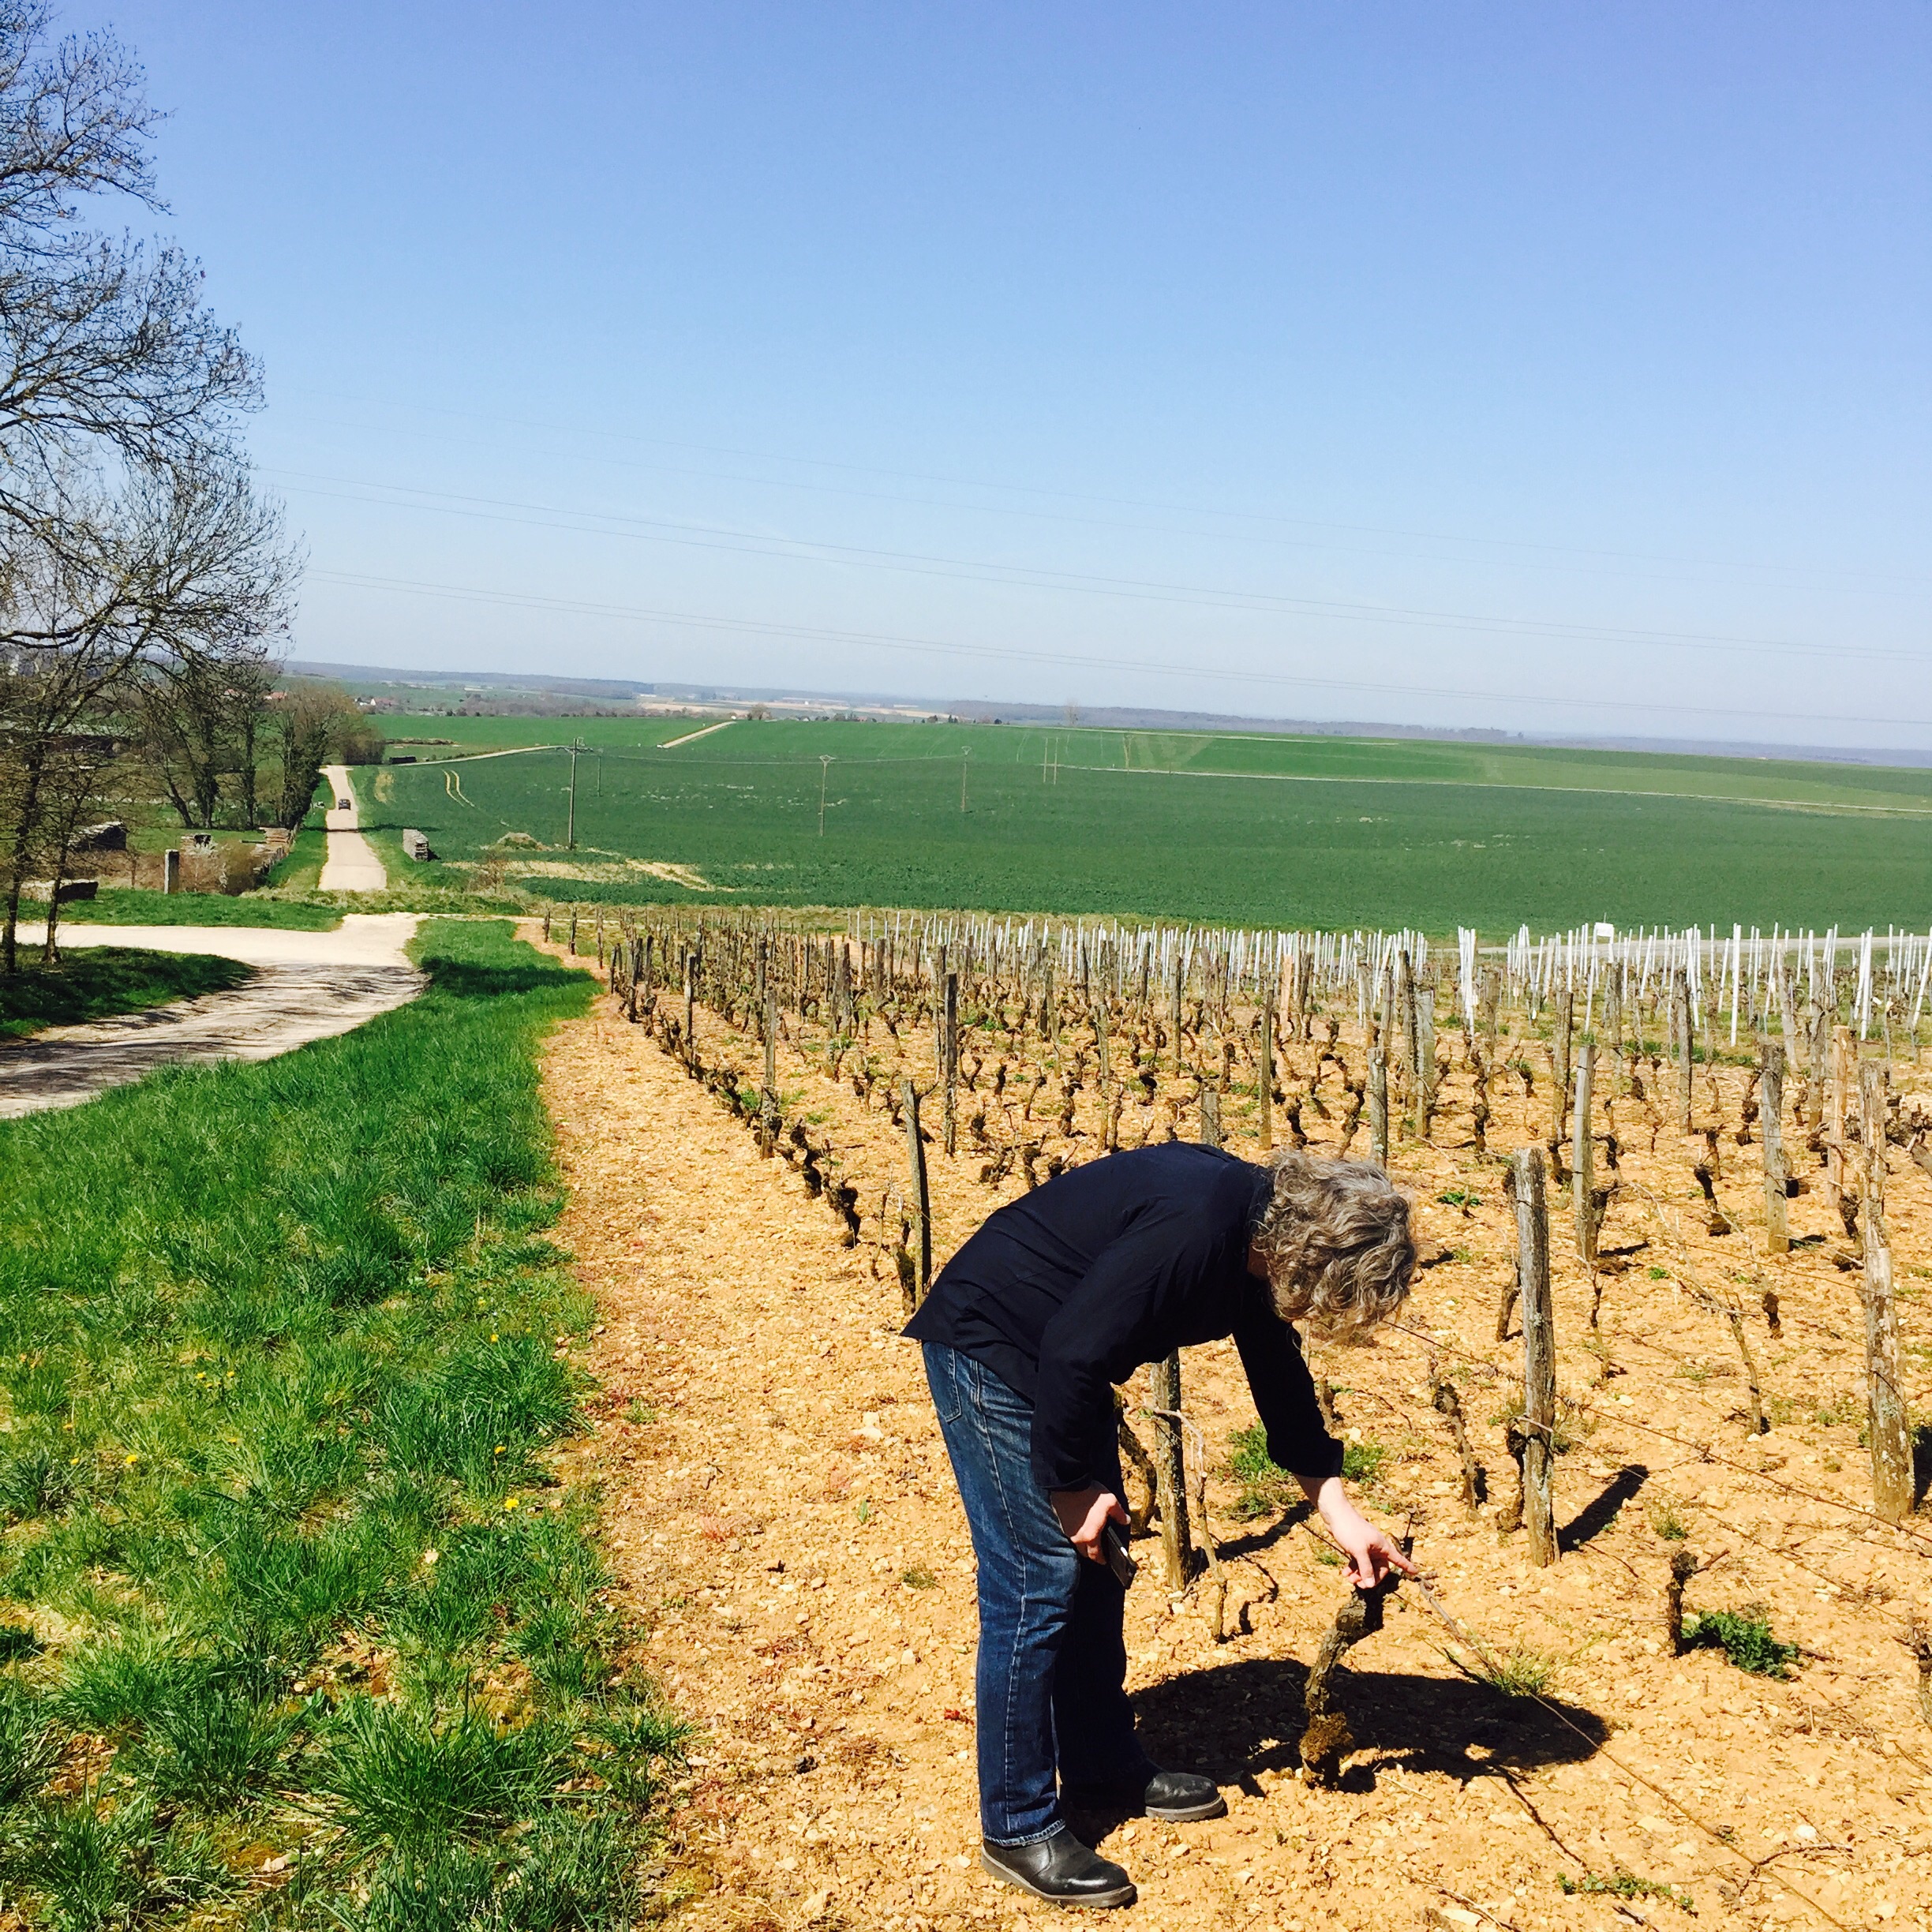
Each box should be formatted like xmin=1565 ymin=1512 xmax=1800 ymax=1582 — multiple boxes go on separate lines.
xmin=123 ymin=1453 xmax=138 ymax=1466
xmin=504 ymin=1496 xmax=520 ymax=1511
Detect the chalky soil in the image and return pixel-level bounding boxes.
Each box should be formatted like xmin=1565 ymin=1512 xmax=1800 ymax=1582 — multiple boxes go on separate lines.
xmin=538 ymin=938 xmax=1931 ymax=1932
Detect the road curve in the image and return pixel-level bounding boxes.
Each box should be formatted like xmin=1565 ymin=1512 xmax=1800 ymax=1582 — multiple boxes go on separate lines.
xmin=0 ymin=914 xmax=424 ymax=1119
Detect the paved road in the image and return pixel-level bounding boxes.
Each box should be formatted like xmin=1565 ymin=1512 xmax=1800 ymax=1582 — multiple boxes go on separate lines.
xmin=319 ymin=763 xmax=387 ymax=891
xmin=0 ymin=915 xmax=423 ymax=1119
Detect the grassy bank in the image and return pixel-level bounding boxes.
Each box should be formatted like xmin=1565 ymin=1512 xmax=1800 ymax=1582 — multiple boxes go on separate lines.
xmin=264 ymin=822 xmax=329 ymax=895
xmin=0 ymin=950 xmax=256 ymax=1041
xmin=0 ymin=920 xmax=685 ymax=1929
xmin=54 ymin=890 xmax=343 ymax=930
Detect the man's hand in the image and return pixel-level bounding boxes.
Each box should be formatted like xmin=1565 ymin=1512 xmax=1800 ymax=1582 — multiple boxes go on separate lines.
xmin=1300 ymin=1473 xmax=1418 ymax=1589
xmin=1050 ymin=1485 xmax=1129 ymax=1565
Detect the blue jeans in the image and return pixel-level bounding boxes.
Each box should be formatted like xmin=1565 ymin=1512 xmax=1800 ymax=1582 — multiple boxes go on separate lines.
xmin=923 ymin=1342 xmax=1154 ymax=1844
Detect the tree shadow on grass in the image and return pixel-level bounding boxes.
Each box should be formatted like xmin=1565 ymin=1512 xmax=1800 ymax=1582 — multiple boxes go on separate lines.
xmin=1110 ymin=1653 xmax=1606 ymax=1810
xmin=420 ymin=958 xmax=586 ymax=1002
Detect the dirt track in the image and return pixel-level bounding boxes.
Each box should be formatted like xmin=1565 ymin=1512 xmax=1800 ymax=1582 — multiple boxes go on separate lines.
xmin=539 ymin=940 xmax=1932 ymax=1931
xmin=0 ymin=915 xmax=422 ymax=1117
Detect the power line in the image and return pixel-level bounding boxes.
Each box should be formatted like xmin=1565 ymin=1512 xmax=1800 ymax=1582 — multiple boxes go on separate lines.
xmin=274 ymin=470 xmax=1926 ymax=668
xmin=279 ymin=385 xmax=1932 ymax=595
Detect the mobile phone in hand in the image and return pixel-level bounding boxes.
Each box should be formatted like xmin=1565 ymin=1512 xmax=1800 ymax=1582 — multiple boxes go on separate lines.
xmin=1100 ymin=1522 xmax=1136 ymax=1589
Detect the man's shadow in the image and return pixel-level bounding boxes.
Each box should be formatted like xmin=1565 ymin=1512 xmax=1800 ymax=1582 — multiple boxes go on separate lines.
xmin=1068 ymin=1650 xmax=1607 ymax=1829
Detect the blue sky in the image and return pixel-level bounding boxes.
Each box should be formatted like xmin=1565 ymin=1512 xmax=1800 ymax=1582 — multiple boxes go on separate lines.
xmin=99 ymin=2 xmax=1930 ymax=745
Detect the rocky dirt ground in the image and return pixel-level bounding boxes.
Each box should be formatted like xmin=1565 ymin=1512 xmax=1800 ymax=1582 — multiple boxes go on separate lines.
xmin=533 ymin=929 xmax=1932 ymax=1932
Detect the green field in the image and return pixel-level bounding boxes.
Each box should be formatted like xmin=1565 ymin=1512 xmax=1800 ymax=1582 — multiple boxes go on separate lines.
xmin=54 ymin=889 xmax=344 ymax=930
xmin=362 ymin=716 xmax=1932 ymax=933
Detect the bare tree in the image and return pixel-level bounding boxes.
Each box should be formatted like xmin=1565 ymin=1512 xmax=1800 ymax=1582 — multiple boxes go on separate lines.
xmin=1 ymin=456 xmax=296 ymax=966
xmin=0 ymin=6 xmax=257 ymax=546
xmin=0 ymin=8 xmax=299 ymax=971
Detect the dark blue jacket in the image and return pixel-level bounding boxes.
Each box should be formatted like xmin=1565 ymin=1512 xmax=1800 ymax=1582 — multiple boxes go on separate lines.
xmin=904 ymin=1141 xmax=1343 ymax=1493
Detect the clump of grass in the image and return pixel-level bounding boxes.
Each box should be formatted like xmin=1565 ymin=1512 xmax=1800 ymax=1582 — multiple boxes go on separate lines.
xmin=127 ymin=1673 xmax=301 ymax=1811
xmin=313 ymin=1701 xmax=573 ymax=1848
xmin=2 ymin=1797 xmax=234 ymax=1928
xmin=1230 ymin=1422 xmax=1382 ymax=1520
xmin=1228 ymin=1425 xmax=1297 ymax=1520
xmin=1559 ymin=1870 xmax=1693 ymax=1912
xmin=1446 ymin=1643 xmax=1557 ymax=1699
xmin=1436 ymin=1188 xmax=1482 ymax=1209
xmin=1649 ymin=1500 xmax=1690 ymax=1542
xmin=1681 ymin=1605 xmax=1800 ymax=1678
xmin=900 ymin=1565 xmax=938 ymax=1590
xmin=0 ymin=1683 xmax=59 ymax=1807
xmin=0 ymin=921 xmax=682 ymax=1920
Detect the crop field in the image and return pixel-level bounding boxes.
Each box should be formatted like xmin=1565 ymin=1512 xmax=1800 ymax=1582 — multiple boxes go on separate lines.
xmin=363 ymin=717 xmax=1932 ymax=933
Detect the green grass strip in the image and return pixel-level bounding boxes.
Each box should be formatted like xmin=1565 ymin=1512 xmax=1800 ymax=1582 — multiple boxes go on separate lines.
xmin=0 ymin=919 xmax=687 ymax=1929
xmin=0 ymin=951 xmax=256 ymax=1041
xmin=54 ymin=889 xmax=343 ymax=931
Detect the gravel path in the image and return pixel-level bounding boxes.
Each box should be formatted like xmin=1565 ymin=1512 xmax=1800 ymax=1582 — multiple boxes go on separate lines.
xmin=319 ymin=762 xmax=387 ymax=891
xmin=0 ymin=914 xmax=422 ymax=1118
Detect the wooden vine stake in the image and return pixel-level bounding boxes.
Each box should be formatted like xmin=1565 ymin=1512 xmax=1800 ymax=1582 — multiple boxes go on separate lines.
xmin=1258 ymin=979 xmax=1275 ymax=1148
xmin=1571 ymin=1039 xmax=1597 ymax=1267
xmin=1859 ymin=1060 xmax=1911 ymax=1523
xmin=1827 ymin=1025 xmax=1852 ymax=1230
xmin=1513 ymin=1145 xmax=1557 ymax=1567
xmin=942 ymin=969 xmax=959 ymax=1157
xmin=901 ymin=1078 xmax=932 ymax=1309
xmin=1148 ymin=1352 xmax=1192 ymax=1591
xmin=758 ymin=990 xmax=778 ymax=1157
xmin=1665 ymin=966 xmax=1688 ymax=1129
xmin=1761 ymin=1039 xmax=1788 ymax=1255
xmin=1146 ymin=1089 xmax=1218 ymax=1593
xmin=1368 ymin=962 xmax=1391 ymax=1166
xmin=1416 ymin=985 xmax=1437 ymax=1141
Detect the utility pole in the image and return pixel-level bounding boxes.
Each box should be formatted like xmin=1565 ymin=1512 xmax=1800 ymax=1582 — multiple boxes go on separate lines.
xmin=819 ymin=755 xmax=831 ymax=837
xmin=960 ymin=748 xmax=969 ymax=813
xmin=565 ymin=738 xmax=586 ymax=849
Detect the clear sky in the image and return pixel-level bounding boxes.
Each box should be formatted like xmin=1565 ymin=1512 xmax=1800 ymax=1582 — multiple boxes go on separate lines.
xmin=95 ymin=2 xmax=1931 ymax=747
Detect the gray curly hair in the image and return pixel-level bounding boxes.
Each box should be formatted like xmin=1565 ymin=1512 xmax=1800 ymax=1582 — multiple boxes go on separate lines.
xmin=1251 ymin=1150 xmax=1416 ymax=1338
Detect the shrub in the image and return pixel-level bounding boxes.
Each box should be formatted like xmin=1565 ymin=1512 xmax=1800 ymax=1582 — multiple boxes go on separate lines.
xmin=1558 ymin=1870 xmax=1693 ymax=1912
xmin=1681 ymin=1605 xmax=1799 ymax=1678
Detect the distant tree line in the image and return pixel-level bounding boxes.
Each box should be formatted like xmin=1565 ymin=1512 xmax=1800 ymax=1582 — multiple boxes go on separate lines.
xmin=0 ymin=4 xmax=351 ymax=972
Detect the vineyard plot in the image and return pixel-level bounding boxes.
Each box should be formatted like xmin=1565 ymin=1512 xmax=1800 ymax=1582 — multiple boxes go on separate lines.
xmin=549 ymin=904 xmax=1932 ymax=1930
